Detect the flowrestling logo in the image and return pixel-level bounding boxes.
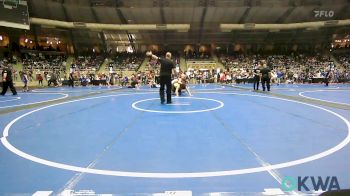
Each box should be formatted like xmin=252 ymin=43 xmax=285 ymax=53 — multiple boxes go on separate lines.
xmin=314 ymin=10 xmax=335 ymax=18
xmin=281 ymin=176 xmax=340 ymax=192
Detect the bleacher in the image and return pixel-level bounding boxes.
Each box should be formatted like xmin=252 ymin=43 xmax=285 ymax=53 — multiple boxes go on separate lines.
xmin=335 ymin=54 xmax=350 ymax=69
xmin=216 ymin=52 xmax=350 ymax=84
xmin=107 ymin=52 xmax=144 ymax=72
xmin=74 ymin=55 xmax=104 ymax=72
xmin=22 ymin=53 xmax=67 ymax=72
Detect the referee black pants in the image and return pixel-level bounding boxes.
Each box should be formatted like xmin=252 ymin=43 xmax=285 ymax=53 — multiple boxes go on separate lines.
xmin=68 ymin=79 xmax=74 ymax=87
xmin=1 ymin=81 xmax=17 ymax=95
xmin=159 ymin=75 xmax=172 ymax=103
xmin=324 ymin=77 xmax=329 ymax=86
xmin=261 ymin=77 xmax=270 ymax=91
xmin=253 ymin=76 xmax=260 ymax=90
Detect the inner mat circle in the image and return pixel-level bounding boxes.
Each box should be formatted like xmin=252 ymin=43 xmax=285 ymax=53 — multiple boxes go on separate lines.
xmin=131 ymin=97 xmax=224 ymax=113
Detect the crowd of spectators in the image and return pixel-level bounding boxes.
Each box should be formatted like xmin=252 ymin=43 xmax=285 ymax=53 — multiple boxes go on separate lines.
xmin=107 ymin=52 xmax=144 ymax=72
xmin=22 ymin=53 xmax=67 ymax=72
xmin=184 ymin=51 xmax=211 ymax=60
xmin=72 ymin=52 xmax=350 ymax=87
xmin=335 ymin=54 xmax=350 ymax=69
xmin=20 ymin=45 xmax=62 ymax=52
xmin=73 ymin=55 xmax=104 ymax=71
xmin=218 ymin=52 xmax=350 ymax=84
xmin=2 ymin=50 xmax=349 ymax=89
xmin=21 ymin=54 xmax=66 ymax=84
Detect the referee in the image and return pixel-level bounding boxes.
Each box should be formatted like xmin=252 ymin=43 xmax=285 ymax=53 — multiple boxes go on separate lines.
xmin=146 ymin=51 xmax=175 ymax=104
xmin=253 ymin=62 xmax=260 ymax=90
xmin=68 ymin=72 xmax=75 ymax=88
xmin=260 ymin=63 xmax=271 ymax=91
xmin=1 ymin=64 xmax=17 ymax=96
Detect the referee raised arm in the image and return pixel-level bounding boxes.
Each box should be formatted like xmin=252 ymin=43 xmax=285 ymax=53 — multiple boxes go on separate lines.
xmin=146 ymin=51 xmax=175 ymax=104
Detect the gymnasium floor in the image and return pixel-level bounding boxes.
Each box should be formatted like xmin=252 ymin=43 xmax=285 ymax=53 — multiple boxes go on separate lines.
xmin=0 ymin=83 xmax=350 ymax=195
